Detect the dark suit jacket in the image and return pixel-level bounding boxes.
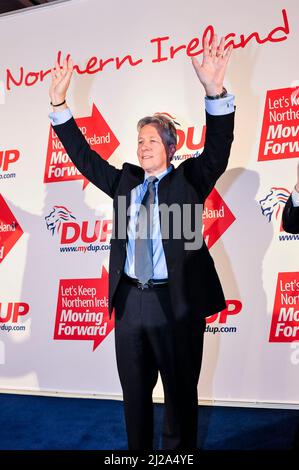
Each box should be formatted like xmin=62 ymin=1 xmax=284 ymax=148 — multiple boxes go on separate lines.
xmin=53 ymin=110 xmax=235 ymax=319
xmin=282 ymin=195 xmax=299 ymax=233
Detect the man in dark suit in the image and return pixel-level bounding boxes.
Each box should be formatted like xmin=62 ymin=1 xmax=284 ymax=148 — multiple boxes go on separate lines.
xmin=49 ymin=34 xmax=234 ymax=450
xmin=282 ymin=164 xmax=299 ymax=233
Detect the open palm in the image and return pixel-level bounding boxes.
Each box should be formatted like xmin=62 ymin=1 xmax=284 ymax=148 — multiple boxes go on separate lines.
xmin=49 ymin=56 xmax=74 ymax=104
xmin=191 ymin=34 xmax=233 ymax=96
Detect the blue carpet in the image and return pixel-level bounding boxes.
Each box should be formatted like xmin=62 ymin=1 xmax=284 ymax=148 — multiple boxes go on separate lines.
xmin=0 ymin=393 xmax=299 ymax=450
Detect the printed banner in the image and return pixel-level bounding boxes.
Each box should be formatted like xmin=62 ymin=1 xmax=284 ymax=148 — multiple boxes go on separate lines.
xmin=0 ymin=0 xmax=298 ymax=405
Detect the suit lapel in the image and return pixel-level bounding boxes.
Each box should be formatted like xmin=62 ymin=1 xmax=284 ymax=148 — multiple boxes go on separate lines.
xmin=121 ymin=164 xmax=145 ymax=241
xmin=157 ymin=164 xmax=174 ymax=205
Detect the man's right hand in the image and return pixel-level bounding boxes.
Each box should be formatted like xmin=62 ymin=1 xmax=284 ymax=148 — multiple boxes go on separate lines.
xmin=49 ymin=55 xmax=73 ymax=112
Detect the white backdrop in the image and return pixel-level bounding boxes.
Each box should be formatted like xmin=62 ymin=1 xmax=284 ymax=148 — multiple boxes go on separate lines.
xmin=0 ymin=0 xmax=299 ymax=406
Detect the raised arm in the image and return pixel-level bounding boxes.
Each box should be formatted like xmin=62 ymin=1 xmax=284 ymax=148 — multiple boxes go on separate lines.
xmin=183 ymin=34 xmax=234 ymax=200
xmin=49 ymin=55 xmax=122 ymax=198
xmin=191 ymin=34 xmax=232 ymax=97
xmin=49 ymin=56 xmax=73 ymax=111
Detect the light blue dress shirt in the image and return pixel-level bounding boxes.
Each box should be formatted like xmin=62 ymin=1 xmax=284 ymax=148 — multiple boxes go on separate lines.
xmin=49 ymin=95 xmax=235 ymax=126
xmin=291 ymin=188 xmax=299 ymax=207
xmin=125 ymin=165 xmax=173 ymax=279
xmin=50 ymin=94 xmax=235 ymax=279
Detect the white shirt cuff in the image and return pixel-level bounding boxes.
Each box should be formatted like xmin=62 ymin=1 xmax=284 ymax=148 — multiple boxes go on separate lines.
xmin=49 ymin=108 xmax=73 ymax=126
xmin=205 ymin=94 xmax=235 ymax=116
xmin=48 ymin=97 xmax=235 ymax=126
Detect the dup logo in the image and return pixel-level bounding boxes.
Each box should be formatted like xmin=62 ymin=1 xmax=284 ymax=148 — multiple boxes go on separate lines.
xmin=0 ymin=149 xmax=20 ymax=172
xmin=259 ymin=187 xmax=290 ymax=226
xmin=45 ymin=205 xmax=112 ymax=250
xmin=45 ymin=205 xmax=76 ymax=236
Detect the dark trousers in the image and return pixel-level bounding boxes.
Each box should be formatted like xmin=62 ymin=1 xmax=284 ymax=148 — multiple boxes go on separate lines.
xmin=114 ymin=276 xmax=206 ymax=450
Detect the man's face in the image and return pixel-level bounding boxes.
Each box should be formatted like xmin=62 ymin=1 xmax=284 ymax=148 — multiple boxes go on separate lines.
xmin=137 ymin=124 xmax=169 ymax=175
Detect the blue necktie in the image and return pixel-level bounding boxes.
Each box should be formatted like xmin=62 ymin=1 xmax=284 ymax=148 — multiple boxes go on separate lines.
xmin=134 ymin=176 xmax=158 ymax=285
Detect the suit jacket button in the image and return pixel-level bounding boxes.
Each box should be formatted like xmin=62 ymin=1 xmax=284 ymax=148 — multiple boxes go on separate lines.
xmin=116 ymin=269 xmax=121 ymax=275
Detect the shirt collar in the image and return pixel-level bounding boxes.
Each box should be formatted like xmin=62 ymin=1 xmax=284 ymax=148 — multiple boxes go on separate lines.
xmin=144 ymin=164 xmax=173 ymax=184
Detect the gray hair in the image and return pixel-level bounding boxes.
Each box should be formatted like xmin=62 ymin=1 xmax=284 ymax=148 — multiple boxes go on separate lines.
xmin=137 ymin=114 xmax=177 ymax=156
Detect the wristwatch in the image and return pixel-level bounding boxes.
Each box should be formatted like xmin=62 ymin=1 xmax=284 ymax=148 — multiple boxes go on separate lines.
xmin=206 ymin=87 xmax=228 ymax=100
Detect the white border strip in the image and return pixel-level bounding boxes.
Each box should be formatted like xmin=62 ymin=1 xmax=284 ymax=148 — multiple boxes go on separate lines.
xmin=0 ymin=388 xmax=299 ymax=409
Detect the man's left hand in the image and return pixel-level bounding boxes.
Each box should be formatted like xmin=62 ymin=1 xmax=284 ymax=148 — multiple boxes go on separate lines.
xmin=191 ymin=34 xmax=233 ymax=96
